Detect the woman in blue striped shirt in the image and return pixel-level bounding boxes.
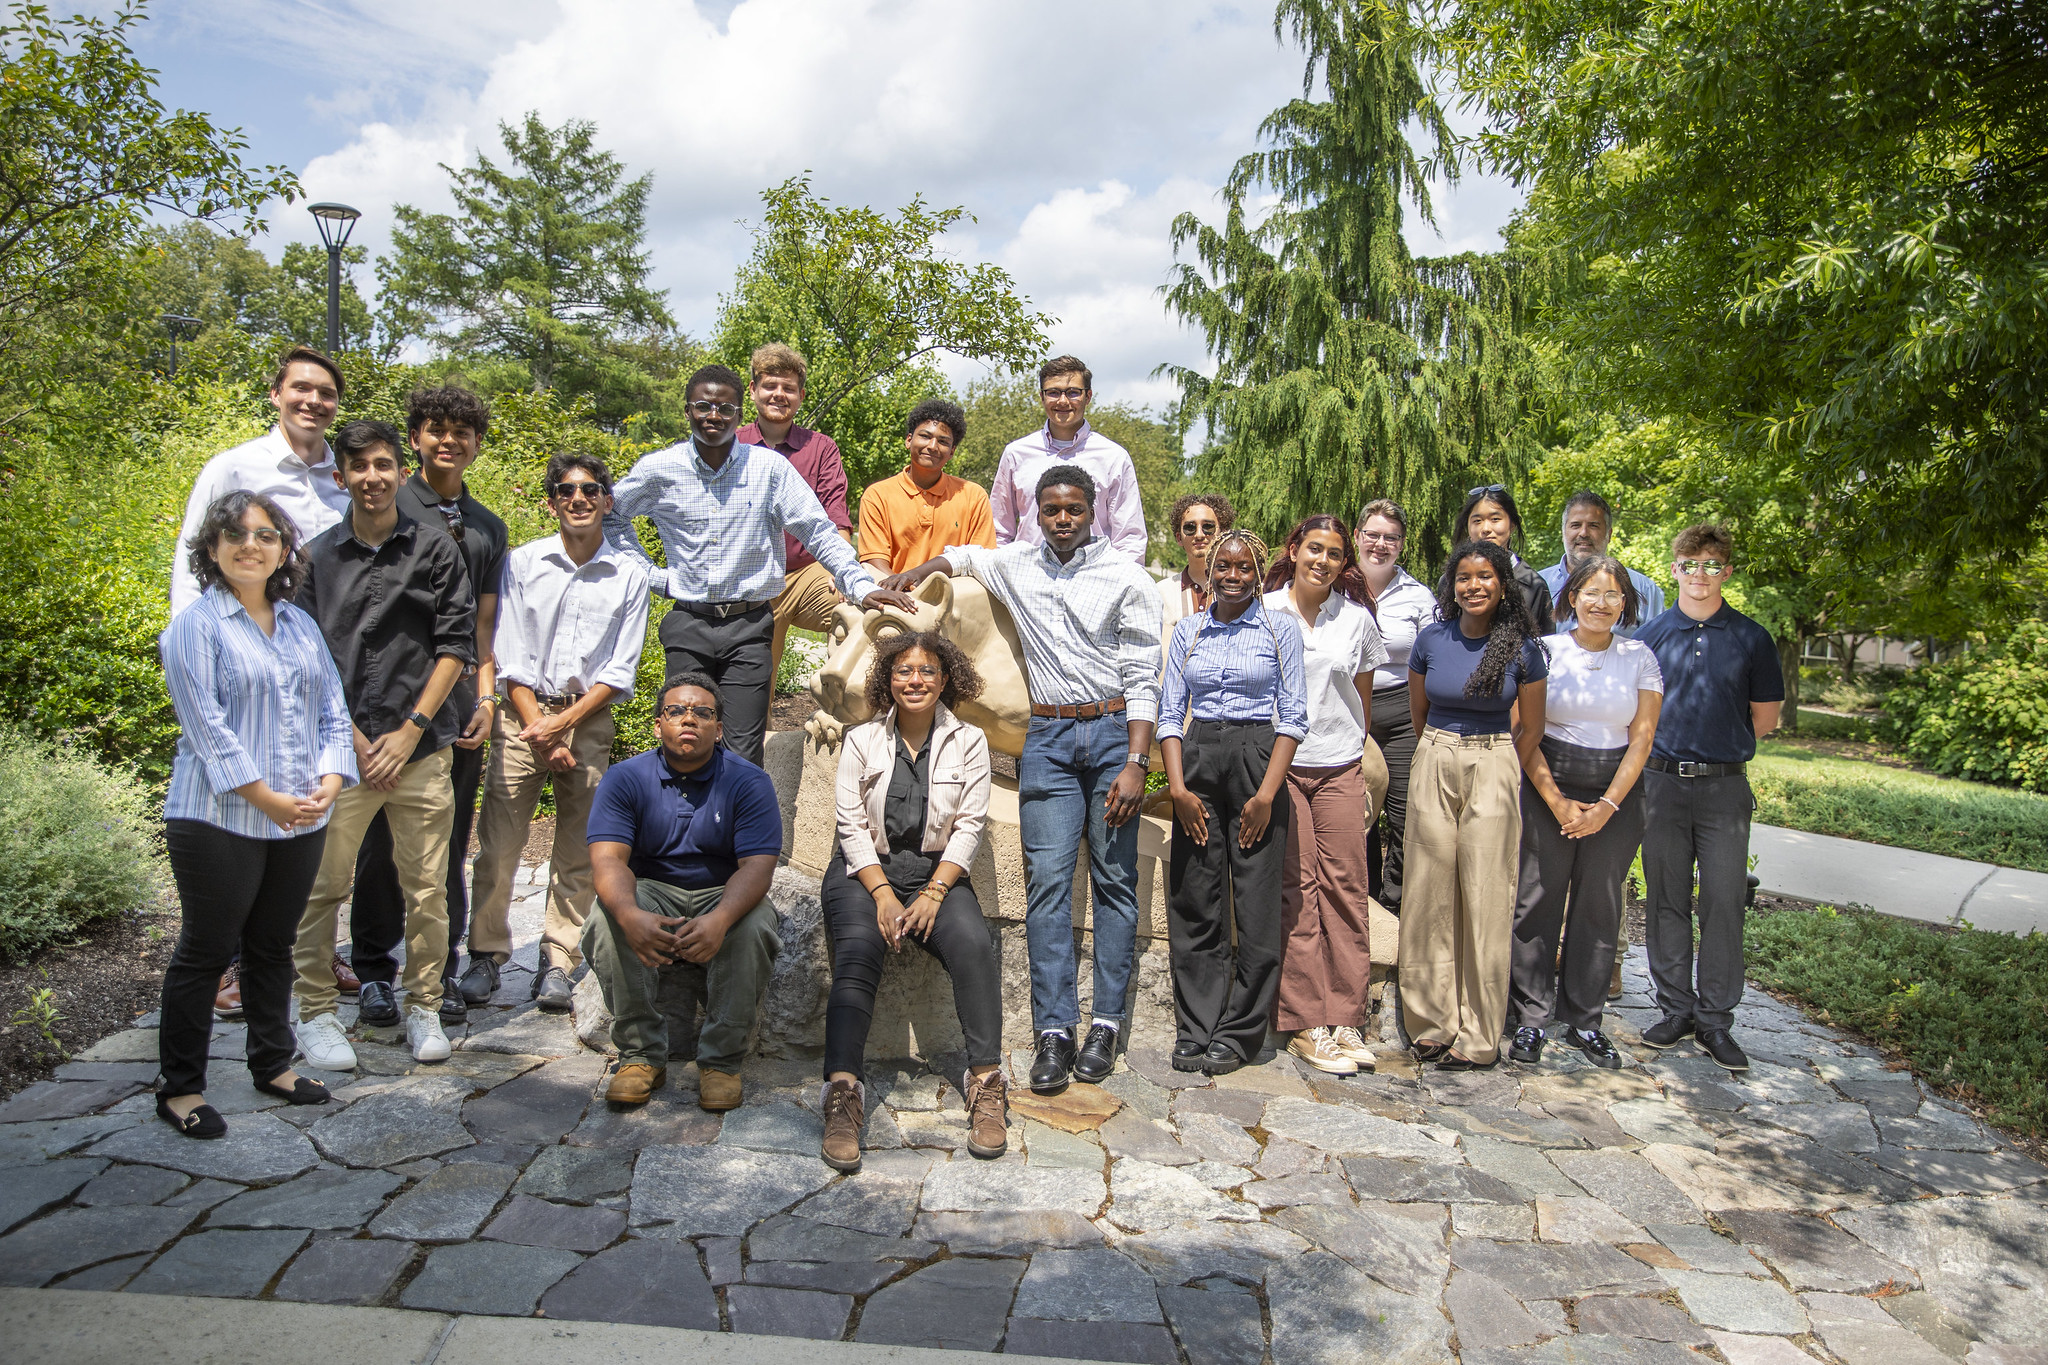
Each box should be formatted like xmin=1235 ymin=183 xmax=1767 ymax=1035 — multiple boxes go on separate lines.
xmin=157 ymin=491 xmax=357 ymax=1138
xmin=1159 ymin=529 xmax=1309 ymax=1075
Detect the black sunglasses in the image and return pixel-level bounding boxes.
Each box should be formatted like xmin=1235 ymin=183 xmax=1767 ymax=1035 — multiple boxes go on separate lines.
xmin=552 ymin=481 xmax=606 ymax=501
xmin=1467 ymin=483 xmax=1508 ymax=499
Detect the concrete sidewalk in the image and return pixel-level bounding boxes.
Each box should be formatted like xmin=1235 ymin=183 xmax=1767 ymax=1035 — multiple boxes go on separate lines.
xmin=1751 ymin=823 xmax=2048 ymax=935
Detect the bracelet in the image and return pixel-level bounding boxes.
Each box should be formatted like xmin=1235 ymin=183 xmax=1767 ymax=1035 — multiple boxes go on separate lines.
xmin=922 ymin=882 xmax=949 ymax=901
xmin=1598 ymin=797 xmax=1621 ymax=813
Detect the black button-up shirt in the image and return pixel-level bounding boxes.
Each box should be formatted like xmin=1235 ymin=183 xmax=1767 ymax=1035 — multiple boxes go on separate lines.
xmin=395 ymin=472 xmax=508 ymax=714
xmin=298 ymin=509 xmax=476 ymax=758
xmin=878 ymin=735 xmax=940 ymax=892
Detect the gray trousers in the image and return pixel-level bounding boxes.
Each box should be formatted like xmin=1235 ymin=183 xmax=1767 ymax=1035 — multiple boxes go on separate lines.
xmin=659 ymin=603 xmax=775 ymax=767
xmin=1511 ymin=741 xmax=1643 ymax=1032
xmin=1641 ymin=769 xmax=1753 ymax=1031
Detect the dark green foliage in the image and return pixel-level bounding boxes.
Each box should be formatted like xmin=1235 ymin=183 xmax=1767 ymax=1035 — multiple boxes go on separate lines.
xmin=1879 ymin=624 xmax=2048 ymax=792
xmin=1746 ymin=906 xmax=2048 ymax=1138
xmin=139 ymin=222 xmax=374 ymax=356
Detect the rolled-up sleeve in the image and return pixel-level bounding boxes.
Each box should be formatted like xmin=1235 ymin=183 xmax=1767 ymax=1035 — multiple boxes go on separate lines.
xmin=1273 ymin=614 xmax=1310 ymax=741
xmin=1117 ymin=579 xmax=1164 ymax=723
xmin=594 ymin=565 xmax=652 ymax=700
xmin=778 ymin=466 xmax=877 ymax=602
xmin=161 ymin=611 xmax=263 ymax=795
xmin=428 ymin=539 xmax=478 ymax=666
xmin=1156 ymin=617 xmax=1194 ymax=742
xmin=603 ymin=459 xmax=671 ymax=599
xmin=307 ymin=621 xmax=360 ymax=786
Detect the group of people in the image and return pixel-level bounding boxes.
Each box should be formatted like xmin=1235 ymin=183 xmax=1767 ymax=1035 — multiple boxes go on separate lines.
xmin=152 ymin=345 xmax=1781 ymax=1182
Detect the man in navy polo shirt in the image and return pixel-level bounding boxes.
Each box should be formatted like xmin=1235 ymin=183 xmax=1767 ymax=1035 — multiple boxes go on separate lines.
xmin=1633 ymin=524 xmax=1784 ymax=1072
xmin=584 ymin=672 xmax=784 ymax=1111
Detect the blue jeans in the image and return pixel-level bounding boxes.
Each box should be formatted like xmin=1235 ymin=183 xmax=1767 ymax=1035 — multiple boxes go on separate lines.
xmin=1018 ymin=712 xmax=1142 ymax=1034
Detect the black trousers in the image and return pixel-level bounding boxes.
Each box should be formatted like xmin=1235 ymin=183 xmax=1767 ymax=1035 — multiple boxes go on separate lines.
xmin=819 ymin=854 xmax=1002 ymax=1077
xmin=354 ymin=735 xmax=482 ymax=985
xmin=1642 ymin=769 xmax=1754 ymax=1032
xmin=161 ymin=820 xmax=327 ymax=1096
xmin=1510 ymin=740 xmax=1644 ymax=1032
xmin=1167 ymin=720 xmax=1288 ymax=1063
xmin=661 ymin=603 xmax=774 ymax=767
xmin=1367 ymin=684 xmax=1417 ymax=912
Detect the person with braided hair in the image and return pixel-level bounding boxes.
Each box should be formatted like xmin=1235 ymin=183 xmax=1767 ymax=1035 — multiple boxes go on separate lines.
xmin=1159 ymin=528 xmax=1308 ymax=1075
xmin=1401 ymin=539 xmax=1548 ymax=1068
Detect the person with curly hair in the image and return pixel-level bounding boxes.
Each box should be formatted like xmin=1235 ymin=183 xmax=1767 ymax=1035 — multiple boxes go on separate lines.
xmin=157 ymin=491 xmax=356 ymax=1137
xmin=1159 ymin=492 xmax=1236 ymax=639
xmin=1401 ymin=539 xmax=1548 ymax=1068
xmin=818 ymin=630 xmax=1005 ymax=1170
xmin=1448 ymin=484 xmax=1556 ymax=634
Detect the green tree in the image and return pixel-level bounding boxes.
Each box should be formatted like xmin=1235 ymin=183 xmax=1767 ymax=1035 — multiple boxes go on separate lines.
xmin=139 ymin=222 xmax=373 ymax=354
xmin=714 ymin=175 xmax=1055 ymax=495
xmin=1162 ymin=0 xmax=1548 ymax=562
xmin=376 ymin=112 xmax=680 ymax=429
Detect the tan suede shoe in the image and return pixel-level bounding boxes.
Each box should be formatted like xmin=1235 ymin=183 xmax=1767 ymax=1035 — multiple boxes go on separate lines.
xmin=698 ymin=1068 xmax=743 ymax=1112
xmin=606 ymin=1063 xmax=667 ymax=1105
xmin=964 ymin=1069 xmax=1009 ymax=1159
xmin=820 ymin=1079 xmax=864 ymax=1172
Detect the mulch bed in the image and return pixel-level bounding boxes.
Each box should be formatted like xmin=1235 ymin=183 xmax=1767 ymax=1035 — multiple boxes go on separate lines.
xmin=0 ymin=904 xmax=180 ymax=1099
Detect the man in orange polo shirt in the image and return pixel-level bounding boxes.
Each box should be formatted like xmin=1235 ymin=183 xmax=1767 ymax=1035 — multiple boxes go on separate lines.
xmin=858 ymin=399 xmax=997 ymax=574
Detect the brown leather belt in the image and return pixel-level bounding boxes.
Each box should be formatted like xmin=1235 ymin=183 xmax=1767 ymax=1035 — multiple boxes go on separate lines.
xmin=1030 ymin=696 xmax=1127 ymax=720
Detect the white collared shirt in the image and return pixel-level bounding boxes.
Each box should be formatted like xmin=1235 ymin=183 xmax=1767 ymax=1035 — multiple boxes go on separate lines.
xmin=170 ymin=428 xmax=349 ymax=616
xmin=1264 ymin=588 xmax=1389 ymax=765
xmin=1368 ymin=567 xmax=1437 ymax=691
xmin=989 ymin=422 xmax=1149 ymax=563
xmin=494 ymin=534 xmax=652 ymax=701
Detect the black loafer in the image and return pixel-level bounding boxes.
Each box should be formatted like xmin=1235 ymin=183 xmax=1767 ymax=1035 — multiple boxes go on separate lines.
xmin=357 ymin=980 xmax=400 ymax=1027
xmin=255 ymin=1073 xmax=331 ymax=1105
xmin=1202 ymin=1042 xmax=1244 ymax=1075
xmin=157 ymin=1096 xmax=226 ymax=1139
xmin=1073 ymin=1024 xmax=1118 ymax=1083
xmin=1697 ymin=1027 xmax=1750 ymax=1072
xmin=1029 ymin=1031 xmax=1076 ymax=1092
xmin=1572 ymin=1029 xmax=1624 ymax=1070
xmin=1508 ymin=1025 xmax=1546 ymax=1064
xmin=1641 ymin=1016 xmax=1694 ymax=1049
xmin=458 ymin=956 xmax=500 ymax=1005
xmin=1170 ymin=1041 xmax=1208 ymax=1073
xmin=439 ymin=978 xmax=467 ymax=1026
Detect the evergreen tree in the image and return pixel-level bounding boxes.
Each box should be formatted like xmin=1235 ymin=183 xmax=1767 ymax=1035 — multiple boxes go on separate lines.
xmin=1163 ymin=0 xmax=1545 ymax=564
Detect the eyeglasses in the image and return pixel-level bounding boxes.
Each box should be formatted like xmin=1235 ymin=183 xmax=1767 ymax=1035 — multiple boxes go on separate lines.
xmin=1356 ymin=531 xmax=1403 ymax=547
xmin=1467 ymin=484 xmax=1508 ymax=498
xmin=552 ymin=481 xmax=605 ymax=501
xmin=1040 ymin=387 xmax=1087 ymax=401
xmin=1178 ymin=520 xmax=1218 ymax=536
xmin=437 ymin=504 xmax=466 ymax=544
xmin=657 ymin=704 xmax=718 ymax=721
xmin=890 ymin=664 xmax=941 ymax=681
xmin=1676 ymin=560 xmax=1729 ymax=577
xmin=219 ymin=526 xmax=283 ymax=547
xmin=686 ymin=400 xmax=740 ymax=418
xmin=1577 ymin=590 xmax=1629 ymax=606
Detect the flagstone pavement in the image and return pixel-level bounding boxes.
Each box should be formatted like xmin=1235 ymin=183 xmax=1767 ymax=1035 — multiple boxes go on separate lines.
xmin=0 ymin=875 xmax=2041 ymax=1364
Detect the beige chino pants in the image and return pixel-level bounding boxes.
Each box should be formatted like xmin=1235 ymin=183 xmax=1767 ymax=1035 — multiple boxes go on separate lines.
xmin=1397 ymin=726 xmax=1522 ymax=1064
xmin=770 ymin=559 xmax=842 ymax=680
xmin=467 ymin=703 xmax=616 ymax=973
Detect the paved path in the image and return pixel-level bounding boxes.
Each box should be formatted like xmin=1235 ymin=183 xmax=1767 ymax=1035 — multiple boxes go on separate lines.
xmin=1752 ymin=824 xmax=2048 ymax=935
xmin=0 ymin=883 xmax=2043 ymax=1365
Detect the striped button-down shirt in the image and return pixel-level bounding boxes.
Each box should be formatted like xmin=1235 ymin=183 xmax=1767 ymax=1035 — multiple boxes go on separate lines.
xmin=602 ymin=439 xmax=878 ymax=605
xmin=989 ymin=422 xmax=1149 ymax=563
xmin=161 ymin=586 xmax=358 ymax=839
xmin=495 ymin=535 xmax=651 ymax=701
xmin=1158 ymin=597 xmax=1309 ymax=742
xmin=170 ymin=428 xmax=350 ymax=617
xmin=949 ymin=537 xmax=1163 ymax=722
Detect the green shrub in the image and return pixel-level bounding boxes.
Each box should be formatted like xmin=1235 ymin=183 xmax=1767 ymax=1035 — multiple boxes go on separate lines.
xmin=1878 ymin=624 xmax=2048 ymax=791
xmin=0 ymin=726 xmax=166 ymax=961
xmin=1792 ymin=711 xmax=1874 ymax=742
xmin=1751 ymin=742 xmax=2048 ymax=872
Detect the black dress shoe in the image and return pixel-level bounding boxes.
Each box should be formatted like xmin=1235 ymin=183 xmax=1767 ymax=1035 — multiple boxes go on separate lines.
xmin=1571 ymin=1028 xmax=1624 ymax=1070
xmin=1697 ymin=1027 xmax=1750 ymax=1072
xmin=1508 ymin=1025 xmax=1546 ymax=1064
xmin=357 ymin=980 xmax=400 ymax=1027
xmin=1641 ymin=1015 xmax=1694 ymax=1049
xmin=458 ymin=956 xmax=500 ymax=1005
xmin=1170 ymin=1041 xmax=1207 ymax=1073
xmin=439 ymin=977 xmax=467 ymax=1026
xmin=254 ymin=1074 xmax=331 ymax=1105
xmin=157 ymin=1096 xmax=226 ymax=1139
xmin=1073 ymin=1024 xmax=1118 ymax=1083
xmin=1029 ymin=1031 xmax=1076 ymax=1092
xmin=1202 ymin=1041 xmax=1244 ymax=1075
xmin=534 ymin=967 xmax=574 ymax=1014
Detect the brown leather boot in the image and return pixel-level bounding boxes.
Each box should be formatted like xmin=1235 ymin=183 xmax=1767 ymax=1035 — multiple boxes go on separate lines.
xmin=698 ymin=1068 xmax=743 ymax=1112
xmin=964 ymin=1069 xmax=1008 ymax=1159
xmin=606 ymin=1062 xmax=667 ymax=1105
xmin=819 ymin=1078 xmax=864 ymax=1172
xmin=213 ymin=961 xmax=244 ymax=1020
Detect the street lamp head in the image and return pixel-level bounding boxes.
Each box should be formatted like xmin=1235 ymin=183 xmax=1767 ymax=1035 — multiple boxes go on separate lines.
xmin=308 ymin=202 xmax=362 ymax=250
xmin=158 ymin=313 xmax=202 ymax=338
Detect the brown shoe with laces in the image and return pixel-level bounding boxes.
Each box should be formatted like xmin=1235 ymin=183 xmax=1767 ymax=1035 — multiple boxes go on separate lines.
xmin=213 ymin=961 xmax=244 ymax=1020
xmin=606 ymin=1062 xmax=666 ymax=1105
xmin=332 ymin=953 xmax=362 ymax=996
xmin=964 ymin=1069 xmax=1008 ymax=1159
xmin=820 ymin=1078 xmax=864 ymax=1172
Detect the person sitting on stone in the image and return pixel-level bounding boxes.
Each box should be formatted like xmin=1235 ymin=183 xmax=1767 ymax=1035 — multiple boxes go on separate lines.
xmin=820 ymin=629 xmax=1005 ymax=1171
xmin=583 ymin=672 xmax=785 ymax=1111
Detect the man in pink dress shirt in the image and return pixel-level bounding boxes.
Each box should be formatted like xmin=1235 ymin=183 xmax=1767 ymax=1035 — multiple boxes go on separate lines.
xmin=990 ymin=355 xmax=1149 ymax=563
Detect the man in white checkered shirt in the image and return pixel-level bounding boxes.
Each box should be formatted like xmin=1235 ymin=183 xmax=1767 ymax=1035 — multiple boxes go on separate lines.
xmin=886 ymin=464 xmax=1162 ymax=1095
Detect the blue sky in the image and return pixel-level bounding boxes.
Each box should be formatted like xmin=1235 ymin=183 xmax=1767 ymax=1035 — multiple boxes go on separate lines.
xmin=125 ymin=0 xmax=1522 ymax=408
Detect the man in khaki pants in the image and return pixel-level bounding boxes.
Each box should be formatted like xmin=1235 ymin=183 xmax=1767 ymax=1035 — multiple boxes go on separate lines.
xmin=461 ymin=453 xmax=650 ymax=1012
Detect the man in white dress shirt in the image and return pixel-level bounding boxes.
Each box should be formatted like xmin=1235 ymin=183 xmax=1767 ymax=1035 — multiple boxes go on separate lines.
xmin=989 ymin=356 xmax=1149 ymax=563
xmin=462 ymin=453 xmax=651 ymax=1012
xmin=170 ymin=347 xmax=351 ymax=617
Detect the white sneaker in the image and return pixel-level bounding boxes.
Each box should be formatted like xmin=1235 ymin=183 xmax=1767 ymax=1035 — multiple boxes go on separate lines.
xmin=1330 ymin=1026 xmax=1377 ymax=1070
xmin=293 ymin=1012 xmax=357 ymax=1071
xmin=1288 ymin=1027 xmax=1359 ymax=1075
xmin=406 ymin=1005 xmax=451 ymax=1063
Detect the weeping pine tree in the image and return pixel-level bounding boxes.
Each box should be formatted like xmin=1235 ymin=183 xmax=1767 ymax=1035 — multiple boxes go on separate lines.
xmin=1163 ymin=0 xmax=1547 ymax=565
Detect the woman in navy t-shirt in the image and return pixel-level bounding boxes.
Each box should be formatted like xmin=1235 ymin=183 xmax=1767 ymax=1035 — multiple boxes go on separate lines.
xmin=1401 ymin=539 xmax=1547 ymax=1067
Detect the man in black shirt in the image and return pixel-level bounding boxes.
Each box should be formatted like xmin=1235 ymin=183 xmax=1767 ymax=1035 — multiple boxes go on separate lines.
xmin=291 ymin=419 xmax=476 ymax=1069
xmin=350 ymin=387 xmax=509 ymax=1028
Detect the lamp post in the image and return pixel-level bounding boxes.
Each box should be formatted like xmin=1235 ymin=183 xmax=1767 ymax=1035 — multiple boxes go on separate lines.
xmin=307 ymin=202 xmax=362 ymax=355
xmin=158 ymin=313 xmax=201 ymax=378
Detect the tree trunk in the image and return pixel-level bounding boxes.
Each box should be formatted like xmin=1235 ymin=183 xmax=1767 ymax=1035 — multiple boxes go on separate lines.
xmin=1777 ymin=631 xmax=1802 ymax=734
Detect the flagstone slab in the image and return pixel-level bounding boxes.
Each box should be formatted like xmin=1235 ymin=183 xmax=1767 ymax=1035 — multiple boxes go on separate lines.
xmin=1275 ymin=1200 xmax=1447 ymax=1297
xmin=460 ymin=1054 xmax=604 ymax=1146
xmin=913 ymin=1209 xmax=1105 ymax=1254
xmin=1449 ymin=1236 xmax=1664 ymax=1300
xmin=564 ymin=1090 xmax=722 ymax=1149
xmin=853 ymin=1256 xmax=1026 ymax=1351
xmin=1574 ymin=1293 xmax=1712 ymax=1346
xmin=1113 ymin=1220 xmax=1311 ymax=1287
xmin=0 ymin=1158 xmax=105 ymax=1234
xmin=628 ymin=1144 xmax=836 ymax=1236
xmin=788 ymin=1172 xmax=922 ymax=1235
xmin=1874 ymin=1106 xmax=2000 ymax=1153
xmin=124 ymin=1228 xmax=308 ymax=1298
xmin=1718 ymin=1209 xmax=1919 ymax=1293
xmin=724 ymin=1284 xmax=852 ymax=1341
xmin=1343 ymin=1153 xmax=1522 ymax=1204
xmin=209 ymin=1166 xmax=403 ymax=1229
xmin=747 ymin=1213 xmax=936 ymax=1263
xmin=1444 ymin=1267 xmax=1552 ymax=1349
xmin=1006 ymin=1318 xmax=1179 ymax=1364
xmin=921 ymin=1158 xmax=1108 ymax=1219
xmin=0 ymin=1205 xmax=195 ymax=1286
xmin=273 ymin=1236 xmax=417 ymax=1304
xmin=369 ymin=1161 xmax=516 ymax=1241
xmin=511 ymin=1145 xmax=634 ymax=1204
xmin=1261 ymin=1096 xmax=1461 ymax=1161
xmin=1660 ymin=1268 xmax=1808 ymax=1334
xmin=1009 ymin=1082 xmax=1121 ymax=1132
xmin=1160 ymin=1284 xmax=1267 ymax=1365
xmin=1107 ymin=1157 xmax=1258 ymax=1232
xmin=1267 ymin=1250 xmax=1448 ymax=1365
xmin=309 ymin=1088 xmax=475 ymax=1168
xmin=90 ymin=1110 xmax=317 ymax=1183
xmin=1546 ymin=1149 xmax=1701 ymax=1226
xmin=399 ymin=1241 xmax=584 ymax=1315
xmin=1460 ymin=1136 xmax=1579 ymax=1198
xmin=72 ymin=1162 xmax=181 ymax=1208
xmin=1013 ymin=1246 xmax=1165 ymax=1322
xmin=1535 ymin=1196 xmax=1651 ymax=1245
xmin=0 ymin=1080 xmax=145 ymax=1124
xmin=481 ymin=1194 xmax=625 ymax=1251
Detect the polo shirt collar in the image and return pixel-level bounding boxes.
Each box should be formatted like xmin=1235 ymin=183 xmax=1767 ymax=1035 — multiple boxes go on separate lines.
xmin=897 ymin=467 xmax=954 ymax=500
xmin=744 ymin=422 xmax=811 ymax=455
xmin=1678 ymin=602 xmax=1736 ymax=630
xmin=405 ymin=470 xmax=474 ymax=510
xmin=658 ymin=743 xmax=723 ymax=786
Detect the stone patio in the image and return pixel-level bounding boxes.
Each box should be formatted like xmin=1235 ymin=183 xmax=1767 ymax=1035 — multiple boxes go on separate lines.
xmin=0 ymin=866 xmax=2042 ymax=1364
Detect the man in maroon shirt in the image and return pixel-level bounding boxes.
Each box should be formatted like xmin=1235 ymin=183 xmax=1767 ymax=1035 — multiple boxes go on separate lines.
xmin=735 ymin=343 xmax=854 ymax=679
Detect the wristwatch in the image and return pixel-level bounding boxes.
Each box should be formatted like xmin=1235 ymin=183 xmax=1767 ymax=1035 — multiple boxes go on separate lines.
xmin=405 ymin=710 xmax=432 ymax=730
xmin=1125 ymin=752 xmax=1151 ymax=772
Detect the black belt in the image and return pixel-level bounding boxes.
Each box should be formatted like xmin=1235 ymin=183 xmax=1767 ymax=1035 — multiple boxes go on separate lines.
xmin=674 ymin=598 xmax=772 ymax=620
xmin=1646 ymin=757 xmax=1746 ymax=778
xmin=533 ymin=691 xmax=585 ymax=708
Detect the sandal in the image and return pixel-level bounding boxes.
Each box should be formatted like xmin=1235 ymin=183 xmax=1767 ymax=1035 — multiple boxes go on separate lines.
xmin=156 ymin=1095 xmax=227 ymax=1140
xmin=256 ymin=1073 xmax=331 ymax=1106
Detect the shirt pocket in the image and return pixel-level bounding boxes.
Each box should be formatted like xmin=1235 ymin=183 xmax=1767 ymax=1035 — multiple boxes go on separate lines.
xmin=928 ymin=771 xmax=968 ymax=831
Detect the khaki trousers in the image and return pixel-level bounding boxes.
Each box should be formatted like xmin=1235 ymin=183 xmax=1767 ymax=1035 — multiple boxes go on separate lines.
xmin=468 ymin=703 xmax=616 ymax=972
xmin=1276 ymin=761 xmax=1376 ymax=1031
xmin=770 ymin=558 xmax=842 ymax=679
xmin=1397 ymin=727 xmax=1521 ymax=1064
xmin=294 ymin=746 xmax=453 ymax=1019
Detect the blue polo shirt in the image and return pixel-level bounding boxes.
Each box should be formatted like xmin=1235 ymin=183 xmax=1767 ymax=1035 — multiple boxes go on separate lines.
xmin=586 ymin=745 xmax=783 ymax=890
xmin=1635 ymin=602 xmax=1785 ymax=764
xmin=1409 ymin=620 xmax=1549 ymax=736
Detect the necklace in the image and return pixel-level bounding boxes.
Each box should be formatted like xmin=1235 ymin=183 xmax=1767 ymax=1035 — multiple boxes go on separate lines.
xmin=1575 ymin=630 xmax=1613 ymax=670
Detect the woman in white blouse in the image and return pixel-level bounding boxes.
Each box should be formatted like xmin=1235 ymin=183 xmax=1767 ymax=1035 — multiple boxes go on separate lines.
xmin=1507 ymin=555 xmax=1663 ymax=1069
xmin=1355 ymin=500 xmax=1434 ymax=914
xmin=1264 ymin=515 xmax=1390 ymax=1075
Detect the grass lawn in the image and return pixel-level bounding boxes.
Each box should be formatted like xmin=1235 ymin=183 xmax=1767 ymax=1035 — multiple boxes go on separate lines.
xmin=1750 ymin=738 xmax=2048 ymax=872
xmin=1746 ymin=903 xmax=2048 ymax=1139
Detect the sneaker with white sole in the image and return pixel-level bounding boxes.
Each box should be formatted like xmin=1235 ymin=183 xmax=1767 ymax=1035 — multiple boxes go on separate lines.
xmin=1288 ymin=1027 xmax=1359 ymax=1075
xmin=292 ymin=1012 xmax=357 ymax=1071
xmin=1330 ymin=1025 xmax=1377 ymax=1069
xmin=406 ymin=1005 xmax=451 ymax=1063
